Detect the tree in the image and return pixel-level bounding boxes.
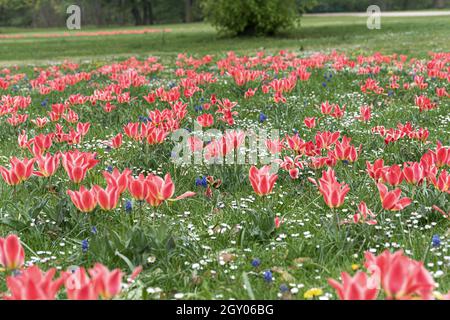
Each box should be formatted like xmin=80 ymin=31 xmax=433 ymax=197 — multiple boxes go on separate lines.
xmin=201 ymin=0 xmax=299 ymax=36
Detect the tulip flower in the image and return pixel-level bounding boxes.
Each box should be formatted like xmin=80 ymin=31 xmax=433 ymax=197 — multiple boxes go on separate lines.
xmin=328 ymin=271 xmax=378 ymax=300
xmin=403 ymin=162 xmax=425 ymax=185
xmin=146 ymin=127 xmax=168 ymax=145
xmin=366 ymin=159 xmax=386 ymax=181
xmin=93 ymin=185 xmax=120 ymax=211
xmin=434 ymin=142 xmax=449 ymax=168
xmin=342 ymin=201 xmax=377 ymax=225
xmin=0 ymin=234 xmax=25 ymax=270
xmin=4 ymin=266 xmax=65 ymax=300
xmin=315 ymin=131 xmax=340 ymax=150
xmin=265 ymin=138 xmax=284 ymax=154
xmin=430 ymin=170 xmax=450 ymax=193
xmin=248 ymin=165 xmax=278 ymax=196
xmin=332 ymin=136 xmax=361 ymax=163
xmin=65 ymin=264 xmax=141 ymax=300
xmin=357 ymin=106 xmax=372 ymax=122
xmin=103 ymin=168 xmax=131 ymax=194
xmin=285 ymin=133 xmax=306 ymax=155
xmin=381 ymin=164 xmax=404 ymax=186
xmin=196 ymin=113 xmax=214 ymax=128
xmin=18 ymin=130 xmax=28 ymax=149
xmin=376 ymin=183 xmax=412 ymax=211
xmin=364 ymin=250 xmax=435 ymax=300
xmin=65 ymin=267 xmax=97 ymax=300
xmin=109 ymin=133 xmax=123 ymax=149
xmin=275 ymin=156 xmax=304 ymax=180
xmin=310 ymin=168 xmax=350 ymax=209
xmin=127 ymin=174 xmax=149 ymax=201
xmin=61 ymin=151 xmax=98 ymax=184
xmin=145 ymin=173 xmax=195 ymax=207
xmin=0 ymin=157 xmax=35 ymax=186
xmin=34 ymin=153 xmax=60 ymax=177
xmin=303 ymin=117 xmax=316 ymax=129
xmin=67 ymin=186 xmax=97 ymax=213
xmin=88 ymin=263 xmax=123 ymax=300
xmin=63 ymin=162 xmax=89 ymax=184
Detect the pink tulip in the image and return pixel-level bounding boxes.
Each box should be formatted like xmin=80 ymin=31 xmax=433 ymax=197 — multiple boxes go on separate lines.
xmin=248 ymin=165 xmax=278 ymax=196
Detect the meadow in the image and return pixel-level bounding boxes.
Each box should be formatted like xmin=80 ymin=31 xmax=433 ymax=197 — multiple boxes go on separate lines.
xmin=0 ymin=15 xmax=450 ymax=63
xmin=0 ymin=15 xmax=448 ymax=300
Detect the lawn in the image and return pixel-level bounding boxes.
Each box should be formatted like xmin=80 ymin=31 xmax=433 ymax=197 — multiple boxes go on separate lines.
xmin=0 ymin=15 xmax=449 ymax=63
xmin=0 ymin=16 xmax=449 ymax=300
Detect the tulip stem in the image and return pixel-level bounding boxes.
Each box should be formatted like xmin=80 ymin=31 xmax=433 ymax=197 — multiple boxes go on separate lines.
xmin=138 ymin=200 xmax=144 ymax=226
xmin=333 ymin=209 xmax=341 ymax=231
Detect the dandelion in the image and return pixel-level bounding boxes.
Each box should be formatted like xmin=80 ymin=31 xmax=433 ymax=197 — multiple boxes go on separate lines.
xmin=304 ymin=288 xmax=323 ymax=299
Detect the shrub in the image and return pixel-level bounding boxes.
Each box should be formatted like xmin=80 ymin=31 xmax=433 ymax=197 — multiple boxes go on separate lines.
xmin=201 ymin=0 xmax=299 ymax=36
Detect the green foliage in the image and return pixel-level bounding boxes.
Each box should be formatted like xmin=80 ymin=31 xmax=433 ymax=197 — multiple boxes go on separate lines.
xmin=201 ymin=0 xmax=300 ymax=36
xmin=240 ymin=209 xmax=277 ymax=243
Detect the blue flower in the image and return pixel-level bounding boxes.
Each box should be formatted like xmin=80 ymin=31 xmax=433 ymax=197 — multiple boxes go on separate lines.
xmin=259 ymin=112 xmax=267 ymax=123
xmin=195 ymin=105 xmax=203 ymax=112
xmin=251 ymin=258 xmax=261 ymax=267
xmin=106 ymin=165 xmax=113 ymax=173
xmin=195 ymin=176 xmax=207 ymax=188
xmin=322 ymin=82 xmax=327 ymax=88
xmin=432 ymin=234 xmax=441 ymax=247
xmin=279 ymin=284 xmax=289 ymax=293
xmin=138 ymin=116 xmax=150 ymax=123
xmin=388 ymin=90 xmax=394 ymax=97
xmin=263 ymin=270 xmax=273 ymax=283
xmin=81 ymin=239 xmax=89 ymax=253
xmin=12 ymin=269 xmax=22 ymax=277
xmin=91 ymin=226 xmax=97 ymax=235
xmin=125 ymin=200 xmax=133 ymax=213
xmin=324 ymin=71 xmax=333 ymax=81
xmin=41 ymin=98 xmax=48 ymax=107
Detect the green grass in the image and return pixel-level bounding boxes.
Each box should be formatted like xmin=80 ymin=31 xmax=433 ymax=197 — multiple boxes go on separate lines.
xmin=1 ymin=15 xmax=449 ymax=64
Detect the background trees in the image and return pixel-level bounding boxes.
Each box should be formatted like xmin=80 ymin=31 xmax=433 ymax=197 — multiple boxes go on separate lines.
xmin=201 ymin=0 xmax=301 ymax=36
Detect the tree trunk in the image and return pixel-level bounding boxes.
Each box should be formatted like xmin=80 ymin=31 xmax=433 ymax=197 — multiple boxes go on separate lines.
xmin=185 ymin=0 xmax=193 ymax=23
xmin=131 ymin=6 xmax=142 ymax=25
xmin=143 ymin=0 xmax=154 ymax=25
xmin=95 ymin=0 xmax=103 ymax=26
